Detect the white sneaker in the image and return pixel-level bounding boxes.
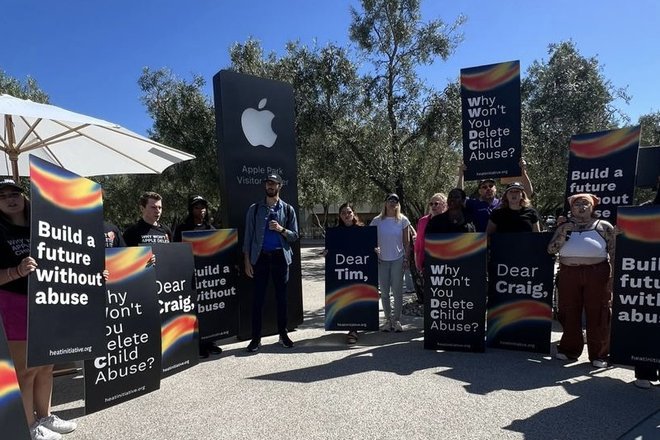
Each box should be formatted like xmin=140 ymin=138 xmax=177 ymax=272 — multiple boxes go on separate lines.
xmin=555 ymin=353 xmax=569 ymax=361
xmin=592 ymin=359 xmax=608 ymax=369
xmin=381 ymin=319 xmax=392 ymax=332
xmin=38 ymin=415 xmax=77 ymax=434
xmin=393 ymin=320 xmax=403 ymax=332
xmin=30 ymin=422 xmax=61 ymax=440
xmin=634 ymin=379 xmax=651 ymax=389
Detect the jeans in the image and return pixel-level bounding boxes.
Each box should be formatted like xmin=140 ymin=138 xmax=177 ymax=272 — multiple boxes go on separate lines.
xmin=378 ymin=257 xmax=404 ymax=321
xmin=252 ymin=249 xmax=289 ymax=339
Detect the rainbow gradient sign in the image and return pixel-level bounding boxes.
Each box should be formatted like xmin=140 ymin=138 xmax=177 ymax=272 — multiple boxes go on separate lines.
xmin=0 ymin=316 xmax=30 ymax=439
xmin=424 ymin=233 xmax=488 ymax=352
xmin=461 ymin=60 xmax=521 ymax=180
xmin=611 ymin=205 xmax=660 ymax=367
xmin=151 ymin=243 xmax=199 ymax=379
xmin=28 ymin=156 xmax=106 ymax=367
xmin=486 ymin=233 xmax=554 ymax=353
xmin=182 ymin=229 xmax=239 ymax=341
xmin=84 ymin=247 xmax=161 ymax=414
xmin=324 ymin=226 xmax=379 ymax=331
xmin=565 ymin=126 xmax=641 ymax=223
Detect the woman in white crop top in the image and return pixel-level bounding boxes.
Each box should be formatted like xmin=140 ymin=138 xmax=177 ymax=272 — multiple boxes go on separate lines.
xmin=547 ymin=193 xmax=615 ymax=368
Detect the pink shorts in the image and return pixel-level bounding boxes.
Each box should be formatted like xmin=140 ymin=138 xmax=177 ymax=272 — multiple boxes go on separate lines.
xmin=0 ymin=290 xmax=28 ymax=341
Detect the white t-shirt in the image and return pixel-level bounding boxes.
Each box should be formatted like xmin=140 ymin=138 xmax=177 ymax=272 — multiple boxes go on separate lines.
xmin=370 ymin=215 xmax=410 ymax=261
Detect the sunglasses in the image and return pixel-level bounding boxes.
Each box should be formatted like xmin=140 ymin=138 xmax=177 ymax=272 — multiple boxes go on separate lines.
xmin=480 ymin=183 xmax=495 ymax=189
xmin=387 ymin=199 xmax=399 ymax=204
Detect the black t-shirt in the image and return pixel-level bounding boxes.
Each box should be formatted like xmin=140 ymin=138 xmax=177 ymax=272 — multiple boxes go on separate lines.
xmin=104 ymin=221 xmax=126 ymax=248
xmin=0 ymin=219 xmax=30 ymax=295
xmin=489 ymin=206 xmax=539 ymax=233
xmin=425 ymin=209 xmax=476 ymax=234
xmin=123 ymin=219 xmax=172 ymax=246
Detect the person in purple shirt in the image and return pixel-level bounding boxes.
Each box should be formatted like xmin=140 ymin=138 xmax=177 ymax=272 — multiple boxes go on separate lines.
xmin=456 ymin=159 xmax=534 ymax=232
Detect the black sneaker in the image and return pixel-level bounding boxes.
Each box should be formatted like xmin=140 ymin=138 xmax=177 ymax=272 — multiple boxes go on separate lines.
xmin=246 ymin=338 xmax=261 ymax=352
xmin=207 ymin=344 xmax=223 ymax=355
xmin=278 ymin=333 xmax=294 ymax=348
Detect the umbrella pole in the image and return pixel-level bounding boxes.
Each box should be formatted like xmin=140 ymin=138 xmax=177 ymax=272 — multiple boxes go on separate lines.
xmin=4 ymin=115 xmax=19 ymax=180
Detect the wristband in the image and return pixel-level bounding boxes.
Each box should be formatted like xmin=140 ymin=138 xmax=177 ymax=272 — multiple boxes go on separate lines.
xmin=280 ymin=228 xmax=287 ymax=236
xmin=15 ymin=266 xmax=23 ymax=278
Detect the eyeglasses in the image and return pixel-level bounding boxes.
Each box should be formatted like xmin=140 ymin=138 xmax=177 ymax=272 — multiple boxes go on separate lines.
xmin=0 ymin=192 xmax=21 ymax=201
xmin=573 ymin=200 xmax=592 ymax=207
xmin=480 ymin=184 xmax=495 ymax=189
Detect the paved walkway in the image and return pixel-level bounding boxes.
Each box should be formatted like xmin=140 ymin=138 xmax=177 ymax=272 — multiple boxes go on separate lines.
xmin=52 ymin=246 xmax=660 ymax=439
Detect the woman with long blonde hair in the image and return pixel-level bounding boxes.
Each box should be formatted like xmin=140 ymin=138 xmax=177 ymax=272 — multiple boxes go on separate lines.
xmin=369 ymin=193 xmax=411 ymax=332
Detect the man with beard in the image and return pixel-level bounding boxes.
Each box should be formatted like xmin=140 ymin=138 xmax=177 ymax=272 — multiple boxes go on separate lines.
xmin=243 ymin=174 xmax=299 ymax=353
xmin=457 ymin=159 xmax=533 ymax=232
xmin=123 ymin=192 xmax=172 ymax=245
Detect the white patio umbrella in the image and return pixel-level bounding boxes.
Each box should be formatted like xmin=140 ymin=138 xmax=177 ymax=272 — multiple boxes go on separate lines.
xmin=0 ymin=93 xmax=195 ymax=179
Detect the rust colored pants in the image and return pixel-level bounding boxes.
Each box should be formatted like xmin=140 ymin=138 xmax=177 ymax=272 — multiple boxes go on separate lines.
xmin=557 ymin=261 xmax=611 ymax=361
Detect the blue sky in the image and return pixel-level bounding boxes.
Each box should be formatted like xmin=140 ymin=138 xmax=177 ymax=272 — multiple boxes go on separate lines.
xmin=3 ymin=0 xmax=658 ymax=137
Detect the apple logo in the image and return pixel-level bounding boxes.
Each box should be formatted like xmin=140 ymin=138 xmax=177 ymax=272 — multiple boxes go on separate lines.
xmin=241 ymin=98 xmax=277 ymax=148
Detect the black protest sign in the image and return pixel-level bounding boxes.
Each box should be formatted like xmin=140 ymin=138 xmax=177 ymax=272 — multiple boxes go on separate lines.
xmin=0 ymin=316 xmax=31 ymax=440
xmin=27 ymin=156 xmax=105 ymax=367
xmin=635 ymin=146 xmax=660 ymax=189
xmin=486 ymin=233 xmax=554 ymax=353
xmin=182 ymin=229 xmax=239 ymax=341
xmin=610 ymin=206 xmax=660 ymax=367
xmin=84 ymin=247 xmax=161 ymax=414
xmin=324 ymin=226 xmax=379 ymax=331
xmin=565 ymin=126 xmax=640 ymax=224
xmin=461 ymin=60 xmax=521 ymax=181
xmin=151 ymin=243 xmax=199 ymax=378
xmin=424 ymin=233 xmax=488 ymax=352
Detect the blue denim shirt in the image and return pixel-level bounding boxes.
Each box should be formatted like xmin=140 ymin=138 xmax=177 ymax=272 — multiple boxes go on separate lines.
xmin=243 ymin=198 xmax=299 ymax=265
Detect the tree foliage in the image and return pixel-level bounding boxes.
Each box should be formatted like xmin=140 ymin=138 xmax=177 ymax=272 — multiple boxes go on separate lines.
xmin=0 ymin=70 xmax=49 ymax=102
xmin=100 ymin=68 xmax=219 ymax=229
xmin=522 ymin=41 xmax=630 ymax=215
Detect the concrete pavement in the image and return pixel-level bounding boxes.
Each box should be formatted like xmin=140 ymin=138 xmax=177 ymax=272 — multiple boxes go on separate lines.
xmin=51 ymin=246 xmax=660 ymax=439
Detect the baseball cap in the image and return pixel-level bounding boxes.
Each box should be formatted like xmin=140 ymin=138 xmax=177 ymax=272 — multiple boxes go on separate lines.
xmin=385 ymin=193 xmax=400 ymax=202
xmin=478 ymin=178 xmax=496 ymax=186
xmin=504 ymin=182 xmax=525 ymax=193
xmin=263 ymin=173 xmax=283 ymax=184
xmin=0 ymin=178 xmax=23 ymax=192
xmin=189 ymin=195 xmax=208 ymax=207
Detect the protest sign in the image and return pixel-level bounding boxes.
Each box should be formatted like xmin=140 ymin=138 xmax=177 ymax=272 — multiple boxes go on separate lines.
xmin=487 ymin=233 xmax=554 ymax=353
xmin=635 ymin=146 xmax=660 ymax=189
xmin=565 ymin=126 xmax=640 ymax=223
xmin=610 ymin=205 xmax=660 ymax=368
xmin=151 ymin=243 xmax=199 ymax=378
xmin=0 ymin=316 xmax=30 ymax=439
xmin=424 ymin=233 xmax=488 ymax=352
xmin=461 ymin=60 xmax=521 ymax=180
xmin=182 ymin=229 xmax=239 ymax=341
xmin=27 ymin=156 xmax=105 ymax=366
xmin=324 ymin=226 xmax=379 ymax=331
xmin=84 ymin=247 xmax=161 ymax=414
